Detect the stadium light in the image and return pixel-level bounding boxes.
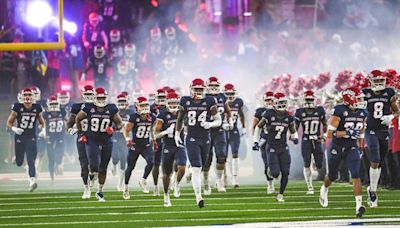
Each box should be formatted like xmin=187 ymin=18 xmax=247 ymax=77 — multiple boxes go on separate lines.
xmin=51 ymin=17 xmax=77 ymax=35
xmin=26 ymin=0 xmax=53 ymax=28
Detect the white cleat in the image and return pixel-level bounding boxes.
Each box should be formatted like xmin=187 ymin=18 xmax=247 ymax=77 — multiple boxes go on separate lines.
xmin=204 ymin=184 xmax=211 ymax=196
xmin=111 ymin=163 xmax=117 ymax=176
xmin=82 ymin=186 xmax=91 ymax=199
xmin=276 ymin=194 xmax=285 ymax=202
xmin=232 ymin=176 xmax=239 ymax=188
xmin=267 ymin=184 xmax=275 ymax=194
xmin=122 ymin=190 xmax=130 ymax=200
xmin=319 ymin=186 xmax=328 ymax=207
xmin=306 ymin=187 xmax=314 ymax=195
xmin=29 ymin=183 xmax=38 ymax=192
xmin=139 ymin=179 xmax=149 ymax=193
xmin=367 ymin=186 xmax=378 ymax=208
xmin=164 ymin=194 xmax=172 ymax=207
xmin=216 ymin=181 xmax=226 ymax=193
xmin=173 ymin=183 xmax=181 ymax=198
xmin=96 ymin=191 xmax=105 ymax=202
xmin=196 ymin=195 xmax=205 ymax=208
xmin=153 ymin=186 xmax=160 ymax=196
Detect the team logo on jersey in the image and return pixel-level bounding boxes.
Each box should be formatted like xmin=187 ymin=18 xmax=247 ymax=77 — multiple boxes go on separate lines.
xmin=284 ymin=118 xmax=288 ymax=122
xmin=90 ymin=108 xmax=95 ymax=113
xmin=190 ymin=137 xmax=195 ymax=142
xmin=366 ymin=93 xmax=371 ymax=98
xmin=136 ymin=118 xmax=140 ymax=122
xmin=343 ymin=111 xmax=348 ymax=116
xmin=33 ymin=109 xmax=36 ymax=112
xmin=106 ymin=110 xmax=110 ymax=114
xmin=360 ymin=112 xmax=364 ymax=116
xmin=163 ymin=149 xmax=169 ymax=154
xmin=383 ymin=92 xmax=388 ymax=96
xmin=20 ymin=107 xmax=23 ymax=111
xmin=331 ymin=149 xmax=337 ymax=155
xmin=186 ymin=101 xmax=190 ymax=105
xmin=166 ymin=114 xmax=171 ymax=119
xmin=271 ymin=117 xmax=275 ymax=121
xmin=314 ymin=112 xmax=318 ymax=116
xmin=270 ymin=148 xmax=275 ymax=153
xmin=202 ymin=102 xmax=206 ymax=105
xmin=302 ymin=112 xmax=306 ymax=117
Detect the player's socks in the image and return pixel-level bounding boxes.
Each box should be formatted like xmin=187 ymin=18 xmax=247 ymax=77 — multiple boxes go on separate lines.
xmin=29 ymin=177 xmax=37 ymax=192
xmin=153 ymin=185 xmax=160 ymax=196
xmin=232 ymin=158 xmax=239 ymax=177
xmin=319 ymin=185 xmax=329 ymax=207
xmin=369 ymin=167 xmax=381 ymax=192
xmin=355 ymin=195 xmax=365 ymax=217
xmin=98 ymin=184 xmax=104 ymax=193
xmin=203 ymin=171 xmax=211 ymax=195
xmin=117 ymin=169 xmax=124 ymax=191
xmin=355 ymin=195 xmax=362 ymax=209
xmin=303 ymin=167 xmax=313 ymax=194
xmin=216 ymin=169 xmax=226 ymax=192
xmin=164 ymin=193 xmax=172 ymax=207
xmin=192 ymin=167 xmax=202 ymax=198
xmin=267 ymin=180 xmax=275 ymax=194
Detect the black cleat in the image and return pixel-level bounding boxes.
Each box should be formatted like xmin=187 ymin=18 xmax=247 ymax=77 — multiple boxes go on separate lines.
xmin=198 ymin=199 xmax=204 ymax=208
xmin=356 ymin=206 xmax=366 ymax=218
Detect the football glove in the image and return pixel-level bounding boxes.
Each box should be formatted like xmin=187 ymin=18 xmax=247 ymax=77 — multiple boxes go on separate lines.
xmin=381 ymin=114 xmax=394 ymax=126
xmin=344 ymin=129 xmax=360 ymax=140
xmin=174 ymin=131 xmax=184 ymax=147
xmin=11 ymin=126 xmax=24 ymax=135
xmin=38 ymin=128 xmax=46 ymax=138
xmin=106 ymin=127 xmax=113 ymax=135
xmin=252 ymin=141 xmax=260 ymax=151
xmin=67 ymin=128 xmax=78 ymax=135
xmin=200 ymin=121 xmax=211 ymax=130
xmin=78 ymin=134 xmax=87 ymax=143
xmin=240 ymin=128 xmax=247 ymax=136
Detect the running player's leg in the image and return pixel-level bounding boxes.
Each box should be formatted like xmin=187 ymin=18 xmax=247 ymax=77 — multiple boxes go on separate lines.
xmin=346 ymin=147 xmax=365 ymax=217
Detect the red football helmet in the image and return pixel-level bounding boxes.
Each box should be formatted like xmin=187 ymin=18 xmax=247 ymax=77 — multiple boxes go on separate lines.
xmin=164 ymin=26 xmax=176 ymax=40
xmin=94 ymin=87 xmax=108 ymax=107
xmin=116 ymin=93 xmax=128 ymax=109
xmin=150 ymin=27 xmax=161 ymax=41
xmin=303 ymin=90 xmax=315 ymax=108
xmin=21 ymin=88 xmax=34 ymax=104
xmin=135 ymin=96 xmax=150 ymax=115
xmin=166 ymin=91 xmax=180 ymax=113
xmin=223 ymin=83 xmax=236 ymax=101
xmin=81 ymin=85 xmax=95 ymax=103
xmin=263 ymin=91 xmax=274 ymax=108
xmin=273 ymin=92 xmax=288 ymax=111
xmin=109 ymin=29 xmax=121 ymax=43
xmin=118 ymin=59 xmax=128 ymax=75
xmin=57 ymin=90 xmax=70 ymax=106
xmin=342 ymin=87 xmax=366 ymax=109
xmin=206 ymin=76 xmax=220 ymax=95
xmin=31 ymin=86 xmax=41 ymax=102
xmin=369 ymin=69 xmax=386 ymax=91
xmin=47 ymin=95 xmax=60 ymax=112
xmin=190 ymin=78 xmax=206 ymax=99
xmin=124 ymin=43 xmax=136 ymax=57
xmin=155 ymin=89 xmax=167 ymax=106
xmin=94 ymin=45 xmax=105 ymax=58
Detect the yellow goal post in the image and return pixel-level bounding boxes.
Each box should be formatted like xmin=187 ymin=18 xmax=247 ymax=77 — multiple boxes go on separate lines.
xmin=0 ymin=0 xmax=65 ymax=51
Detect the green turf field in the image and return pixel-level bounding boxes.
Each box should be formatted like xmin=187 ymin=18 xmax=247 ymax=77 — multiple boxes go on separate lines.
xmin=0 ymin=181 xmax=399 ymax=227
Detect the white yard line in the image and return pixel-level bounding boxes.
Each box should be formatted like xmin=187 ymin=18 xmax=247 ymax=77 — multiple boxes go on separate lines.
xmin=1 ymin=207 xmax=400 ymax=219
xmin=2 ymin=199 xmax=399 ymax=210
xmin=0 ymin=215 xmax=399 ymax=226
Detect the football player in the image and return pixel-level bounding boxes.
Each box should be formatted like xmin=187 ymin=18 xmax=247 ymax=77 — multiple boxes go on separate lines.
xmin=66 ymin=85 xmax=95 ymax=199
xmin=154 ymin=91 xmax=187 ymax=207
xmin=150 ymin=89 xmax=168 ymax=196
xmin=223 ymin=84 xmax=246 ymax=188
xmin=6 ymin=88 xmax=46 ymax=191
xmin=362 ymin=70 xmax=399 ymax=208
xmin=81 ymin=45 xmax=111 ymax=90
xmin=111 ymin=93 xmax=135 ymax=191
xmin=253 ymin=91 xmax=275 ymax=194
xmin=58 ymin=90 xmax=75 ymax=166
xmin=203 ymin=76 xmax=231 ymax=194
xmin=294 ymin=90 xmax=327 ymax=194
xmin=75 ymin=87 xmax=123 ymax=202
xmin=253 ymin=92 xmax=298 ymax=202
xmin=175 ymin=78 xmax=220 ymax=208
xmin=319 ymin=87 xmax=367 ymax=218
xmin=31 ymin=86 xmax=47 ymax=173
xmin=43 ymin=96 xmax=66 ymax=182
xmin=123 ymin=97 xmax=156 ymax=199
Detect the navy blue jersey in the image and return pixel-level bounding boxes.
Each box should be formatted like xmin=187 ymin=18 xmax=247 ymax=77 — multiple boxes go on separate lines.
xmin=60 ymin=102 xmax=73 ymax=116
xmin=255 ymin=107 xmax=268 ymax=139
xmin=180 ymin=96 xmax=217 ymax=138
xmin=129 ymin=113 xmax=156 ymax=146
xmin=43 ymin=110 xmax=67 ymax=139
xmin=157 ymin=110 xmax=184 ymax=147
xmin=82 ymin=103 xmax=119 ymax=141
xmin=331 ymin=104 xmax=367 ymax=147
xmin=150 ymin=103 xmax=166 ymax=116
xmin=262 ymin=109 xmax=295 ymax=147
xmin=362 ymin=88 xmax=396 ymax=131
xmin=71 ymin=103 xmax=88 ymax=132
xmin=210 ymin=93 xmax=228 ymax=133
xmin=12 ymin=103 xmax=43 ymax=136
xmin=89 ymin=56 xmax=108 ymax=77
xmin=114 ymin=108 xmax=135 ymax=139
xmin=228 ymin=97 xmax=244 ymax=129
xmin=294 ymin=106 xmax=326 ymax=140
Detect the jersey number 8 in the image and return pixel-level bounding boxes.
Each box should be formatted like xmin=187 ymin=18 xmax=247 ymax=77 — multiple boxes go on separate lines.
xmin=187 ymin=111 xmax=207 ymax=126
